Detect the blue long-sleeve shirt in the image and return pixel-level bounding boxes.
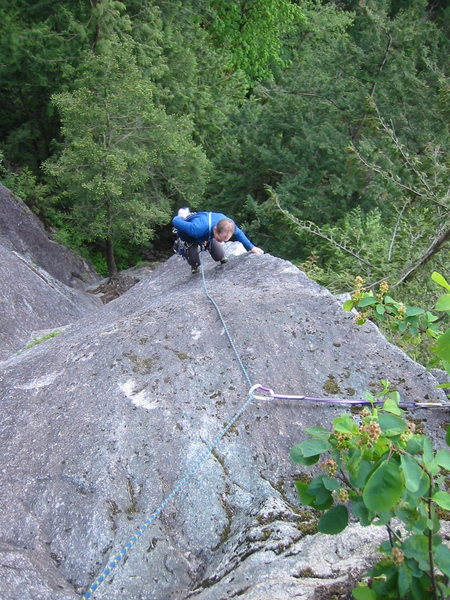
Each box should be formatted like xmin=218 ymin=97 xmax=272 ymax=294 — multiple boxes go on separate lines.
xmin=172 ymin=212 xmax=254 ymax=251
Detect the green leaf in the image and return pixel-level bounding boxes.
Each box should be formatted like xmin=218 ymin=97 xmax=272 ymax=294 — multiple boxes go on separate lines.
xmin=374 ymin=509 xmax=392 ymax=526
xmin=432 ymin=490 xmax=450 ymax=510
xmin=398 ymin=562 xmax=413 ymax=597
xmin=403 ymin=535 xmax=429 ymax=571
xmin=351 ymin=496 xmax=373 ymax=526
xmin=333 ymin=415 xmax=356 ymax=434
xmin=343 ymin=299 xmax=354 ymax=311
xmin=395 ymin=499 xmax=424 ymax=529
xmin=364 ymin=391 xmax=375 ymax=403
xmin=290 ymin=444 xmax=321 ymax=465
xmin=363 ymin=460 xmax=404 ymax=512
xmin=383 ymin=397 xmax=403 ymax=415
xmin=295 ymin=480 xmax=315 ymax=507
xmin=426 ymin=311 xmax=439 ymax=323
xmin=297 ymin=438 xmax=331 ymax=458
xmin=426 ymin=327 xmax=440 ymax=339
xmin=436 ymin=294 xmax=450 ymax=311
xmin=432 ymin=271 xmax=450 ymax=291
xmin=322 ymin=476 xmax=340 ymax=492
xmin=405 ymin=306 xmax=424 ymax=317
xmin=307 ymin=476 xmax=334 ymax=509
xmin=352 ymin=585 xmax=377 ymax=600
xmin=375 ymin=304 xmax=385 ymax=315
xmin=435 ymin=449 xmax=450 ymax=470
xmin=384 ymin=296 xmax=396 ymax=304
xmin=358 ymin=296 xmax=377 ymax=307
xmin=433 ymin=328 xmax=450 ymax=362
xmin=400 ymin=454 xmax=423 ymax=493
xmin=349 ymin=458 xmax=373 ymax=489
xmin=406 ymin=437 xmax=423 ymax=455
xmin=435 ymin=543 xmax=450 ymax=577
xmin=398 ymin=321 xmax=408 ymax=332
xmin=407 ymin=470 xmax=430 ymax=500
xmin=318 ymin=504 xmax=348 ymax=534
xmin=378 ymin=413 xmax=406 ymax=436
xmin=422 ymin=436 xmax=434 ymax=464
xmin=305 ymin=426 xmax=331 ymax=439
xmin=446 ymin=426 xmax=450 ymax=447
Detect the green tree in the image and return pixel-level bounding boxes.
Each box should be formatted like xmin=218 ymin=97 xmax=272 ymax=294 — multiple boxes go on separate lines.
xmin=0 ymin=1 xmax=88 ymax=169
xmin=207 ymin=0 xmax=448 ymax=297
xmin=205 ymin=0 xmax=306 ymax=82
xmin=206 ymin=1 xmax=358 ymax=248
xmin=142 ymin=0 xmax=248 ymax=157
xmin=44 ymin=38 xmax=209 ymax=277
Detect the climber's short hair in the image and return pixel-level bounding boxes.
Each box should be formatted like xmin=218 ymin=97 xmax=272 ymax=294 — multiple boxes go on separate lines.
xmin=215 ymin=219 xmax=235 ymax=237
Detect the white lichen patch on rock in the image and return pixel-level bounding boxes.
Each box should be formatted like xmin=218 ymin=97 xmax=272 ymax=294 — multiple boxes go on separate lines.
xmin=119 ymin=379 xmax=159 ymax=410
xmin=16 ymin=371 xmax=63 ymax=390
xmin=191 ymin=328 xmax=202 ymax=341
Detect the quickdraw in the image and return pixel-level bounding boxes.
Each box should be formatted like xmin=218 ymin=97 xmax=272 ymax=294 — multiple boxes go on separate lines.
xmin=251 ymin=384 xmax=450 ymax=410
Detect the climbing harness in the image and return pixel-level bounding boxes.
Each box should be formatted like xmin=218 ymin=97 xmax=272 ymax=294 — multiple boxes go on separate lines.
xmin=172 ymin=235 xmax=189 ymax=259
xmin=83 ymin=252 xmax=449 ymax=598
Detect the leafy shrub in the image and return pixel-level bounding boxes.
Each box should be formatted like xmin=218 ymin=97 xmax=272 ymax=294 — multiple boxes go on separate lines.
xmin=291 ymin=272 xmax=450 ymax=598
xmin=291 ymin=391 xmax=450 ymax=599
xmin=343 ymin=272 xmax=450 ymax=377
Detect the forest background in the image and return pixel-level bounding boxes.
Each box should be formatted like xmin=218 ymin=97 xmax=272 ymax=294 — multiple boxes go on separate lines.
xmin=0 ymin=0 xmax=448 ymax=365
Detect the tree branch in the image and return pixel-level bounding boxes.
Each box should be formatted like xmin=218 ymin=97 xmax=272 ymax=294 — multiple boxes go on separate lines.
xmin=372 ymin=102 xmax=435 ymax=198
xmin=271 ymin=192 xmax=378 ymax=269
xmin=388 ymin=201 xmax=410 ymax=261
xmin=393 ymin=227 xmax=450 ymax=287
xmin=351 ymin=145 xmax=429 ymax=199
xmin=351 ymin=33 xmax=392 ymax=141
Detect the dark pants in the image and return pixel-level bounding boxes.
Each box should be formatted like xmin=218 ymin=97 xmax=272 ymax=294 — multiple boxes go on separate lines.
xmin=186 ymin=239 xmax=225 ymax=268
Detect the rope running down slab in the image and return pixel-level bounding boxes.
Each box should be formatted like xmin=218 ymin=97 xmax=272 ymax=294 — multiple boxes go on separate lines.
xmin=82 ymin=253 xmax=255 ymax=599
xmin=83 ymin=252 xmax=449 ymax=598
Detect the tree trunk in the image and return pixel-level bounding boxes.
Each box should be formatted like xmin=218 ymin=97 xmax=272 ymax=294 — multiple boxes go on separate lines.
xmin=106 ymin=237 xmax=118 ymax=280
xmin=105 ymin=197 xmax=118 ymax=280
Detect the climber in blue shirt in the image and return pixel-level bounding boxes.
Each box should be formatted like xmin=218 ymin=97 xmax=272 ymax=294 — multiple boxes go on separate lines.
xmin=172 ymin=209 xmax=264 ymax=273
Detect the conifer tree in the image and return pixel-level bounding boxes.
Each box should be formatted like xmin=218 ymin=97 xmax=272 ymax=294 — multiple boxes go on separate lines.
xmin=45 ymin=38 xmax=209 ymax=277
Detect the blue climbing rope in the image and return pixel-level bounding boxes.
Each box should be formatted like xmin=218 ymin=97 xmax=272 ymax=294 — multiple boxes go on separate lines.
xmin=82 ymin=249 xmax=448 ymax=598
xmin=83 ymin=253 xmax=256 ymax=599
xmin=199 ymin=252 xmax=253 ymax=388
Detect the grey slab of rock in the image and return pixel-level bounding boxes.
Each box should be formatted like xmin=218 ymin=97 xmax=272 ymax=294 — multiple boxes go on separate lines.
xmin=0 ymin=184 xmax=99 ymax=289
xmin=0 ymin=543 xmax=78 ymax=600
xmin=0 ymin=250 xmax=448 ymax=600
xmin=0 ymin=244 xmax=102 ymax=361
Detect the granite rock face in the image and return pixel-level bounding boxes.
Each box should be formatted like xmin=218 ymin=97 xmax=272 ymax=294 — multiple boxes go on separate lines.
xmin=0 ymin=185 xmax=101 ymax=360
xmin=0 ymin=184 xmax=99 ymax=289
xmin=0 ymin=250 xmax=448 ymax=600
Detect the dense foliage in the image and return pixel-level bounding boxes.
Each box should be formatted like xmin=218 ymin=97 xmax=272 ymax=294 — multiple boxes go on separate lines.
xmin=291 ymin=272 xmax=450 ymax=599
xmin=291 ymin=393 xmax=450 ymax=600
xmin=1 ymin=0 xmax=448 ymax=347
